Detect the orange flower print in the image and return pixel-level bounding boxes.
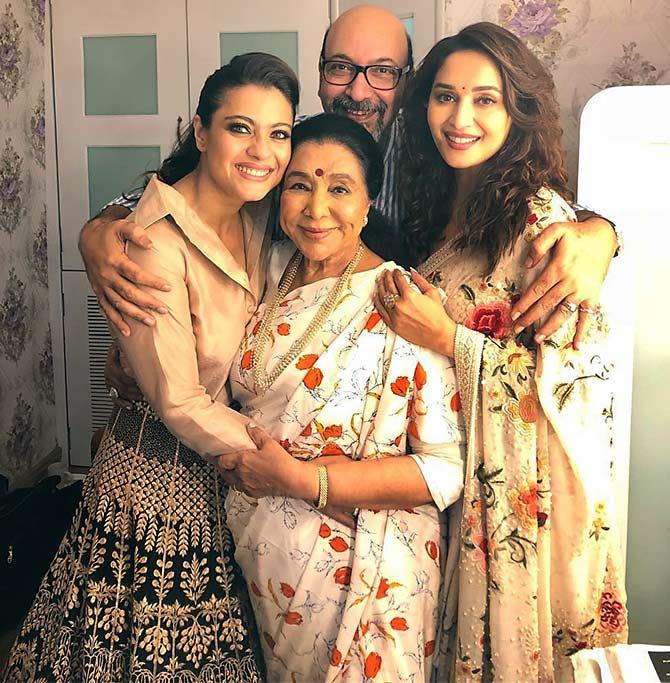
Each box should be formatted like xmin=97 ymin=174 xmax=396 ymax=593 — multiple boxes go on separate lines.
xmin=393 ymin=434 xmax=403 ymax=447
xmin=391 ymin=376 xmax=410 ymax=396
xmin=263 ymin=632 xmax=275 ymax=651
xmin=279 ymin=439 xmax=290 ymax=451
xmin=329 ymin=536 xmax=349 ymax=552
xmin=518 ymin=393 xmax=538 ymax=423
xmin=277 ymin=322 xmax=291 ymax=336
xmin=303 ymin=367 xmax=324 ymax=390
xmin=280 ymin=582 xmax=295 ymax=598
xmin=334 ymin=566 xmax=352 ymax=586
xmin=376 ymin=578 xmax=389 ymax=599
xmin=413 ymin=362 xmax=427 ymax=391
xmin=323 ymin=424 xmax=342 ymax=440
xmin=471 ymin=533 xmax=494 ymax=575
xmin=300 ymin=422 xmax=312 ymax=437
xmin=365 ymin=311 xmax=382 ymax=332
xmin=251 ymin=581 xmax=262 ymax=597
xmin=364 ymin=652 xmax=382 ymax=679
xmin=508 ymin=482 xmax=540 ymax=529
xmin=284 ymin=610 xmax=303 ymax=625
xmin=390 ymin=617 xmax=409 ymax=631
xmin=375 ymin=577 xmax=398 ymax=599
xmin=322 ymin=443 xmax=345 ymax=456
xmin=241 ymin=349 xmax=253 ymax=370
xmin=330 ymin=646 xmax=342 ymax=667
xmin=425 ymin=540 xmax=439 ymax=561
xmin=319 ymin=522 xmax=331 ymax=538
xmin=599 ymin=591 xmax=626 ymax=633
xmin=450 ymin=392 xmax=462 ymax=412
xmin=296 ymin=354 xmax=318 ymax=369
xmin=424 ymin=640 xmax=435 ymax=657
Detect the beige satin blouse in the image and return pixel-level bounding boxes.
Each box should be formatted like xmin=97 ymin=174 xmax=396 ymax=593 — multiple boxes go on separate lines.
xmin=116 ymin=175 xmax=272 ymax=456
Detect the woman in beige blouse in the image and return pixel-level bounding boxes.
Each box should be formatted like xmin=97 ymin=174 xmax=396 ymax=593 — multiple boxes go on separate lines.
xmin=4 ymin=53 xmax=298 ymax=683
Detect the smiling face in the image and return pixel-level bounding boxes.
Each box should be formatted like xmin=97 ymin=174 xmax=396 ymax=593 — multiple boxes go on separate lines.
xmin=317 ymin=6 xmax=408 ymax=140
xmin=427 ymin=50 xmax=512 ymax=175
xmin=194 ymin=84 xmax=293 ymax=203
xmin=280 ymin=140 xmax=371 ymax=265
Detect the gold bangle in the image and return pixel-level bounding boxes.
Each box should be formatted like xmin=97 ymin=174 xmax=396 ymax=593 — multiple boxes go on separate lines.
xmin=315 ymin=465 xmax=328 ymax=510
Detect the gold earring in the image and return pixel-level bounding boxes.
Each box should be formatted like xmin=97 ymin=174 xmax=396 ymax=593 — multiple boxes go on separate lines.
xmin=362 ymin=214 xmax=368 ymax=227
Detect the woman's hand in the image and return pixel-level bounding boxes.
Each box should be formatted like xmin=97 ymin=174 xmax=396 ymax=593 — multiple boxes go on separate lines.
xmin=79 ymin=207 xmax=171 ymax=336
xmin=373 ymin=268 xmax=457 ymax=357
xmin=511 ymin=216 xmax=616 ymax=347
xmin=216 ymin=423 xmax=317 ymax=500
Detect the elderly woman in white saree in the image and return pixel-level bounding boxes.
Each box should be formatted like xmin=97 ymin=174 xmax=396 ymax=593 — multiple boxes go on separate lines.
xmin=216 ymin=114 xmax=465 ymax=682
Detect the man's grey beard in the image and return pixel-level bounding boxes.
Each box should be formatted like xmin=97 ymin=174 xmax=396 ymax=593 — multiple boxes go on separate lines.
xmin=329 ymin=95 xmax=387 ymax=141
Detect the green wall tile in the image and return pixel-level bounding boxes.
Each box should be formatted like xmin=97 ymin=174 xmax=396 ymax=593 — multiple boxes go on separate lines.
xmin=220 ymin=32 xmax=298 ymax=75
xmin=87 ymin=146 xmax=161 ymax=216
xmin=83 ymin=35 xmax=158 ymax=115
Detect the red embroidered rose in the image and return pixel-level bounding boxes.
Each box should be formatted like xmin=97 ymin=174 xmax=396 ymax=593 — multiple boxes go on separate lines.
xmin=330 ymin=646 xmax=342 ymax=666
xmin=280 ymin=582 xmax=295 ymax=598
xmin=334 ymin=566 xmax=352 ymax=586
xmin=364 ymin=652 xmax=382 ymax=678
xmin=413 ymin=362 xmax=427 ymax=391
xmin=599 ymin=591 xmax=626 ymax=633
xmin=518 ymin=393 xmax=538 ymax=423
xmin=390 ymin=376 xmax=410 ymax=396
xmin=284 ymin=610 xmax=303 ymax=625
xmin=390 ymin=617 xmax=409 ymax=631
xmin=329 ymin=536 xmax=349 ymax=552
xmin=365 ymin=312 xmax=382 ymax=331
xmin=466 ymin=302 xmax=512 ymax=339
xmin=277 ymin=322 xmax=291 ymax=336
xmin=425 ymin=640 xmax=435 ymax=657
xmin=450 ymin=392 xmax=462 ymax=412
xmin=319 ymin=522 xmax=331 ymax=538
xmin=303 ymin=367 xmax=324 ymax=390
xmin=323 ymin=424 xmax=343 ymax=440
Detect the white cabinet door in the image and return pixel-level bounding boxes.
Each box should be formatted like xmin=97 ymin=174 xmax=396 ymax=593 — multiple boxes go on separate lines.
xmin=333 ymin=0 xmax=441 ymax=63
xmin=52 ymin=0 xmax=189 ymax=270
xmin=187 ymin=0 xmax=330 ymax=117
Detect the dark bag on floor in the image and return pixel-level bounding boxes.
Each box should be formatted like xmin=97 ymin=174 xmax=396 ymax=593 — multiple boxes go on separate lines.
xmin=0 ymin=476 xmax=82 ymax=631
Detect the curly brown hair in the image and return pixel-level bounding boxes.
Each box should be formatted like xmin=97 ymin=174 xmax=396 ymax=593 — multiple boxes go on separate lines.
xmin=400 ymin=22 xmax=573 ymax=269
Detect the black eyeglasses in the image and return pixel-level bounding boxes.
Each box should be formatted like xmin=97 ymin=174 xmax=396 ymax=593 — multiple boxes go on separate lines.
xmin=320 ymin=58 xmax=410 ymax=91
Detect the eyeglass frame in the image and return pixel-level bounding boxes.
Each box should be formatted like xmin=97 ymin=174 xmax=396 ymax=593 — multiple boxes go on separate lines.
xmin=319 ymin=57 xmax=411 ymax=91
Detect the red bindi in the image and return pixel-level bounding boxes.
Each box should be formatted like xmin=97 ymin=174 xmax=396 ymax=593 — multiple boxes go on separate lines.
xmin=315 ymin=168 xmax=324 ymax=177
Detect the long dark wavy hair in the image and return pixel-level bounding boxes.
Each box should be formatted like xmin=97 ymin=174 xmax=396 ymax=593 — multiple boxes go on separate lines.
xmin=154 ymin=52 xmax=299 ymax=186
xmin=400 ymin=22 xmax=573 ymax=269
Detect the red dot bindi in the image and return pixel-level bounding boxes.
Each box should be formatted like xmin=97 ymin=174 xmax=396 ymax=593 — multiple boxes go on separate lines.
xmin=315 ymin=168 xmax=324 ymax=176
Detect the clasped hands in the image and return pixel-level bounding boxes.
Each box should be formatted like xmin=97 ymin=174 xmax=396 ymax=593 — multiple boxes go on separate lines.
xmin=216 ymin=423 xmax=356 ymax=528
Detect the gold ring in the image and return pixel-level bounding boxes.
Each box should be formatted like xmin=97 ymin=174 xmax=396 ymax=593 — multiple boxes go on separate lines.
xmin=560 ymin=300 xmax=578 ymax=314
xmin=382 ymin=293 xmax=399 ymax=309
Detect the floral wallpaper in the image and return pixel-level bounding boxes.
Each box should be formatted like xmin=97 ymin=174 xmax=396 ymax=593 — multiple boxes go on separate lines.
xmin=442 ymin=0 xmax=670 ymax=187
xmin=0 ymin=0 xmax=55 ymax=488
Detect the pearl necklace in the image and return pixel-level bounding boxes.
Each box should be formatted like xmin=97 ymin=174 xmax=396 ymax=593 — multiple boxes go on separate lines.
xmin=251 ymin=242 xmax=365 ymax=396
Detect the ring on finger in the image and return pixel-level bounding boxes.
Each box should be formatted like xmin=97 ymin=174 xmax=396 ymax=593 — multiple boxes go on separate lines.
xmin=382 ymin=293 xmax=399 ymax=309
xmin=560 ymin=300 xmax=578 ymax=314
xmin=578 ymin=304 xmax=598 ymax=315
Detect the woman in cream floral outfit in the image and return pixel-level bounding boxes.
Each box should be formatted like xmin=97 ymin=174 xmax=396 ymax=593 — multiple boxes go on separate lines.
xmin=376 ymin=23 xmax=627 ymax=682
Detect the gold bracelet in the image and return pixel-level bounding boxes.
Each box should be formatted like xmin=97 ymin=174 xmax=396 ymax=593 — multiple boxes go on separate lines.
xmin=315 ymin=465 xmax=328 ymax=510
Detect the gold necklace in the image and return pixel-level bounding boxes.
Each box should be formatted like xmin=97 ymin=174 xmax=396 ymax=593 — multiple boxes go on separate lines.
xmin=251 ymin=242 xmax=364 ymax=395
